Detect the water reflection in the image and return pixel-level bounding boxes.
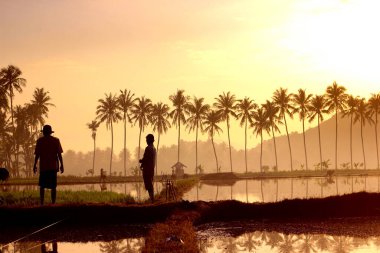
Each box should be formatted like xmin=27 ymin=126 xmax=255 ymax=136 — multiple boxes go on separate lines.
xmin=2 ymin=230 xmax=380 ymax=253
xmin=198 ymin=230 xmax=379 ymax=253
xmin=0 ymin=238 xmax=145 ymax=253
xmin=183 ymin=175 xmax=380 ymax=203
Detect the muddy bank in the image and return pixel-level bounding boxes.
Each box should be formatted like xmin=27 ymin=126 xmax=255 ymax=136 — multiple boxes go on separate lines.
xmin=2 ymin=192 xmax=380 ymax=242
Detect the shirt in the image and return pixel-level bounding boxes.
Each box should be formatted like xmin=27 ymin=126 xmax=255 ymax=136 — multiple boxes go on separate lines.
xmin=35 ymin=135 xmax=63 ymax=172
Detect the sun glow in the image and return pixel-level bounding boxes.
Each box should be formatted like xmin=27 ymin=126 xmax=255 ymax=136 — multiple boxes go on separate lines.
xmin=281 ymin=0 xmax=380 ymax=85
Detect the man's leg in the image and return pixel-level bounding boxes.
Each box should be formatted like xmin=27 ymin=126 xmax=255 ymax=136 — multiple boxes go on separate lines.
xmin=40 ymin=187 xmax=45 ymax=205
xmin=51 ymin=188 xmax=56 ymax=204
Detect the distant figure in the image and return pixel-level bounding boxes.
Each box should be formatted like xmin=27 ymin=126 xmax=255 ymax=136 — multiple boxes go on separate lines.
xmin=41 ymin=240 xmax=58 ymax=253
xmin=33 ymin=125 xmax=64 ymax=205
xmin=0 ymin=168 xmax=9 ymax=182
xmin=139 ymin=134 xmax=156 ymax=202
xmin=100 ymin=168 xmax=106 ymax=182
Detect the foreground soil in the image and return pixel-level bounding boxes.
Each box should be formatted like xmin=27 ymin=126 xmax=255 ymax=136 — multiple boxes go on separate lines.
xmin=2 ymin=192 xmax=380 ymax=242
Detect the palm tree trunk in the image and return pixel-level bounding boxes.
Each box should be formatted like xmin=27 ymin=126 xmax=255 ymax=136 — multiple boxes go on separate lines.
xmin=350 ymin=115 xmax=353 ymax=170
xmin=244 ymin=118 xmax=248 ymax=173
xmin=375 ymin=113 xmax=379 ymax=170
xmin=138 ymin=127 xmax=142 ymax=162
xmin=195 ymin=124 xmax=198 ymax=174
xmin=361 ymin=120 xmax=366 ymax=170
xmin=110 ymin=121 xmax=114 ymax=176
xmin=302 ymin=119 xmax=308 ymax=170
xmin=272 ymin=126 xmax=278 ymax=171
xmin=318 ymin=116 xmax=323 ymax=170
xmin=260 ymin=132 xmax=263 ymax=173
xmin=227 ymin=117 xmax=233 ymax=172
xmin=123 ymin=115 xmax=127 ymax=177
xmin=177 ymin=117 xmax=180 ymax=163
xmin=92 ymin=137 xmax=96 ymax=176
xmin=335 ymin=109 xmax=338 ymax=170
xmin=156 ymin=133 xmax=160 ymax=175
xmin=211 ymin=136 xmax=219 ymax=173
xmin=284 ymin=115 xmax=293 ymax=172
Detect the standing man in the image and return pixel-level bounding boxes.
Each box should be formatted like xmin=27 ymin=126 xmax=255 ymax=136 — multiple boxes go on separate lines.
xmin=33 ymin=125 xmax=64 ymax=205
xmin=139 ymin=134 xmax=156 ymax=202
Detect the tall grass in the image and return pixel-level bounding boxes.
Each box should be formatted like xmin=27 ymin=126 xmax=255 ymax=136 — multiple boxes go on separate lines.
xmin=0 ymin=190 xmax=135 ymax=206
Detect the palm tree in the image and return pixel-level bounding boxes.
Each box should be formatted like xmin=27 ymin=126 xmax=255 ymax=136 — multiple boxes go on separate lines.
xmin=30 ymin=87 xmax=55 ymax=129
xmin=325 ymin=81 xmax=347 ymax=169
xmin=203 ymin=110 xmax=223 ymax=172
xmin=151 ymin=102 xmax=171 ymax=175
xmin=368 ymin=93 xmax=380 ymax=169
xmin=293 ymin=89 xmax=313 ymax=170
xmin=118 ymin=89 xmax=136 ymax=176
xmin=0 ymin=65 xmax=26 ymax=128
xmin=87 ymin=120 xmax=100 ymax=176
xmin=273 ymin=88 xmax=295 ymax=171
xmin=214 ymin=91 xmax=237 ymax=172
xmin=262 ymin=100 xmax=281 ymax=171
xmin=342 ymin=95 xmax=360 ymax=170
xmin=354 ymin=98 xmax=373 ymax=170
xmin=308 ymin=95 xmax=329 ymax=170
xmin=187 ymin=97 xmax=210 ymax=174
xmin=0 ymin=84 xmax=8 ymax=113
xmin=236 ymin=97 xmax=257 ymax=173
xmin=169 ymin=90 xmax=189 ymax=163
xmin=251 ymin=107 xmax=271 ymax=172
xmin=131 ymin=96 xmax=153 ymax=165
xmin=96 ymin=93 xmax=122 ymax=176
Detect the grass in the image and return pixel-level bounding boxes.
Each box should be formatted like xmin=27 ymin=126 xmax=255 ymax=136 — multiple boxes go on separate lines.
xmin=0 ymin=177 xmax=199 ymax=206
xmin=0 ymin=190 xmax=135 ymax=206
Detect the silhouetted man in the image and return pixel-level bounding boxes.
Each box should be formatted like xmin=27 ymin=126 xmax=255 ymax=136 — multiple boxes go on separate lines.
xmin=139 ymin=134 xmax=156 ymax=202
xmin=33 ymin=125 xmax=64 ymax=205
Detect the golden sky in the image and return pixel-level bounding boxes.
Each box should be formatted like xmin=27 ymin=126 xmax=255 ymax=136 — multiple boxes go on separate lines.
xmin=1 ymin=0 xmax=380 ymax=156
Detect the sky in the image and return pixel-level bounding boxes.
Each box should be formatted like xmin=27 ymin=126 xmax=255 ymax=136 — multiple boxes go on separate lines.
xmin=1 ymin=0 xmax=380 ymax=157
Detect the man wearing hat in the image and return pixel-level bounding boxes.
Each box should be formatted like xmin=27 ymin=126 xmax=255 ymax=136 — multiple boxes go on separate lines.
xmin=33 ymin=125 xmax=64 ymax=205
xmin=139 ymin=134 xmax=156 ymax=202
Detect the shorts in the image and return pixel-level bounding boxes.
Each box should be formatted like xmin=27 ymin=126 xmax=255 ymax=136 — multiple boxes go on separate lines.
xmin=39 ymin=170 xmax=58 ymax=189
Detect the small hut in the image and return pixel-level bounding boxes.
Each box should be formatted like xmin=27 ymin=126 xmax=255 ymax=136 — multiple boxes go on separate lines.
xmin=171 ymin=162 xmax=187 ymax=178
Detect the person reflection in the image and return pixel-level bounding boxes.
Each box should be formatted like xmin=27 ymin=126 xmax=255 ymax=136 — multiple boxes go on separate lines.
xmin=41 ymin=240 xmax=58 ymax=253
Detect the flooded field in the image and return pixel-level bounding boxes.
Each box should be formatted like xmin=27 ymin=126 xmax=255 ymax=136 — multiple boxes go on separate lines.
xmin=2 ymin=225 xmax=380 ymax=253
xmin=3 ymin=175 xmax=380 ymax=203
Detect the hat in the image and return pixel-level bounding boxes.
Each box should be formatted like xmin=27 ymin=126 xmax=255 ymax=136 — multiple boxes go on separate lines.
xmin=42 ymin=125 xmax=54 ymax=134
xmin=146 ymin=134 xmax=154 ymax=142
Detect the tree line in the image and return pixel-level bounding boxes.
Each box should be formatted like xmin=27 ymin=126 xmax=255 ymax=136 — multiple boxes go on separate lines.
xmin=91 ymin=82 xmax=380 ymax=176
xmin=1 ymin=64 xmax=379 ymax=178
xmin=0 ymin=65 xmax=54 ymax=177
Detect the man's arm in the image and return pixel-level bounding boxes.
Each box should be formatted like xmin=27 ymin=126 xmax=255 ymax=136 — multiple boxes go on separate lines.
xmin=58 ymin=153 xmax=64 ymax=173
xmin=33 ymin=154 xmax=39 ymax=174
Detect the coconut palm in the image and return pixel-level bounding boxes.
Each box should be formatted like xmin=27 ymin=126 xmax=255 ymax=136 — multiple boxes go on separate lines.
xmin=368 ymin=93 xmax=380 ymax=169
xmin=214 ymin=91 xmax=237 ymax=173
xmin=262 ymin=100 xmax=282 ymax=171
xmin=87 ymin=120 xmax=100 ymax=176
xmin=151 ymin=102 xmax=171 ymax=174
xmin=251 ymin=107 xmax=271 ymax=172
xmin=308 ymin=95 xmax=329 ymax=170
xmin=131 ymin=96 xmax=153 ymax=166
xmin=187 ymin=97 xmax=210 ymax=174
xmin=118 ymin=89 xmax=136 ymax=176
xmin=0 ymin=85 xmax=8 ymax=113
xmin=203 ymin=110 xmax=223 ymax=172
xmin=30 ymin=87 xmax=54 ymax=129
xmin=342 ymin=95 xmax=360 ymax=170
xmin=96 ymin=93 xmax=122 ymax=176
xmin=273 ymin=88 xmax=295 ymax=172
xmin=354 ymin=98 xmax=373 ymax=170
xmin=325 ymin=81 xmax=347 ymax=169
xmin=292 ymin=89 xmax=313 ymax=170
xmin=0 ymin=65 xmax=26 ymax=128
xmin=236 ymin=97 xmax=257 ymax=173
xmin=169 ymin=90 xmax=189 ymax=163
